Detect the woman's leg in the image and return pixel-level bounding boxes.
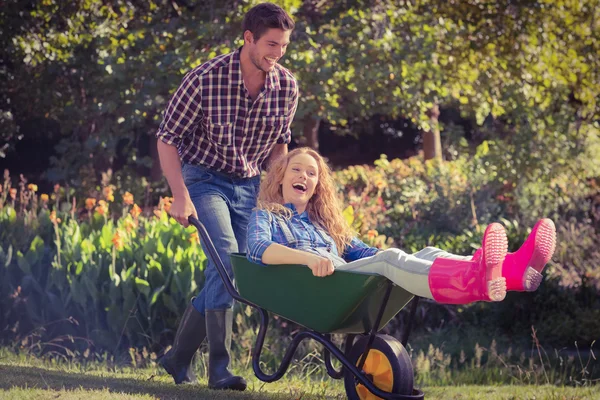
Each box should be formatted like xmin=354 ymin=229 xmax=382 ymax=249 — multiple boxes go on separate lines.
xmin=337 ymin=223 xmax=508 ymax=304
xmin=412 ymin=246 xmax=471 ymax=262
xmin=336 ymin=249 xmax=435 ymax=299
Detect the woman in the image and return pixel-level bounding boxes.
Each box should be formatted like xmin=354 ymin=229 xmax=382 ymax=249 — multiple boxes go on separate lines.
xmin=246 ymin=148 xmax=556 ymax=304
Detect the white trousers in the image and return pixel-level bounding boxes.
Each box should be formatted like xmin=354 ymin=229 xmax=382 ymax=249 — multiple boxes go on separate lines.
xmin=335 ymin=247 xmax=471 ymax=299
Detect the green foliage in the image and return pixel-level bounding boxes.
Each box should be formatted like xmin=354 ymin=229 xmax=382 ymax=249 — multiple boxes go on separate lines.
xmin=2 ymin=0 xmax=599 ymax=188
xmin=0 ymin=196 xmax=205 ymax=355
xmin=334 ymin=135 xmax=599 ymax=253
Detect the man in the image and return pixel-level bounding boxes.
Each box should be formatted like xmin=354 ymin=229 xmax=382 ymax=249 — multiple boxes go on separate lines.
xmin=155 ymin=3 xmax=297 ymax=391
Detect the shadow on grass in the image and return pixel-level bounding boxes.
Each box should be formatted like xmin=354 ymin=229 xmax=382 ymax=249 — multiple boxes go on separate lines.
xmin=0 ymin=364 xmax=315 ymax=400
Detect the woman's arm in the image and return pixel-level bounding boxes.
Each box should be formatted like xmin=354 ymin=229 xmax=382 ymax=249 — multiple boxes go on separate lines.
xmin=246 ymin=209 xmax=334 ymax=277
xmin=343 ymin=237 xmax=379 ymax=262
xmin=262 ymin=243 xmax=334 ymax=277
xmin=262 ymin=242 xmax=314 ymax=265
xmin=246 ymin=209 xmax=276 ymax=265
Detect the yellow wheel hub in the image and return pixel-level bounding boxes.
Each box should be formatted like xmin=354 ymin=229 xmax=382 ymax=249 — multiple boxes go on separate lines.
xmin=355 ymin=349 xmax=394 ymax=400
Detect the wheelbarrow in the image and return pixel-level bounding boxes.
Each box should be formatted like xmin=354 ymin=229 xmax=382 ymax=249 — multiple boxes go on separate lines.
xmin=189 ymin=216 xmax=425 ymax=399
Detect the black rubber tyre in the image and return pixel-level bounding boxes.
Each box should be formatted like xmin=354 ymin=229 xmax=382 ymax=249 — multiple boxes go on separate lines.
xmin=344 ymin=334 xmax=413 ymax=400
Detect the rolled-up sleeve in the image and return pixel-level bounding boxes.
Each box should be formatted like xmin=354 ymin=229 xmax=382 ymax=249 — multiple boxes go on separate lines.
xmin=246 ymin=210 xmax=275 ymax=266
xmin=156 ymin=71 xmax=204 ymax=149
xmin=343 ymin=237 xmax=379 ymax=262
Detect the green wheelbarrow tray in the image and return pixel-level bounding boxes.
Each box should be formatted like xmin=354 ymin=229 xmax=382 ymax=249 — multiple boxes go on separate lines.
xmin=231 ymin=253 xmax=414 ymax=334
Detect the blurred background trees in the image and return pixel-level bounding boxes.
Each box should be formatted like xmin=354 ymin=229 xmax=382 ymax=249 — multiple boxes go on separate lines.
xmin=1 ymin=0 xmax=598 ymax=189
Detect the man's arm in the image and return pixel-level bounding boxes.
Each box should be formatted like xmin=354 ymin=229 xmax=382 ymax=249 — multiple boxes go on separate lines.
xmin=157 ymin=140 xmax=198 ymax=227
xmin=155 ymin=71 xmax=203 ymax=227
xmin=265 ymin=143 xmax=288 ymax=169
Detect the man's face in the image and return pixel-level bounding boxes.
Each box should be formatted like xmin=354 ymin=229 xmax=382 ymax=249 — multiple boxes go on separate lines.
xmin=245 ymin=28 xmax=291 ymax=73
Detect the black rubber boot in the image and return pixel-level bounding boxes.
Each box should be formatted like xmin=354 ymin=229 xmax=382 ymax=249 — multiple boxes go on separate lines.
xmin=206 ymin=309 xmax=247 ymax=391
xmin=159 ymin=302 xmax=206 ymax=384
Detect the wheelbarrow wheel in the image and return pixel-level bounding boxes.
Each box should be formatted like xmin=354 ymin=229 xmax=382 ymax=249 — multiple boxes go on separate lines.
xmin=344 ymin=334 xmax=413 ymax=400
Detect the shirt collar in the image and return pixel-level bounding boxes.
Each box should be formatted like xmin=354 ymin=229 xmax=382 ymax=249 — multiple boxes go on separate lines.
xmin=232 ymin=46 xmax=281 ymax=91
xmin=284 ymin=203 xmax=310 ymax=221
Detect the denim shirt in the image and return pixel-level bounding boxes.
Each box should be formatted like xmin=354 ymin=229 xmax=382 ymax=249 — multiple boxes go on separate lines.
xmin=246 ymin=203 xmax=378 ymax=266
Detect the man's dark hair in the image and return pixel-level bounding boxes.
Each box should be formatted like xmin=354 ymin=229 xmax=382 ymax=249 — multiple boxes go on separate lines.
xmin=242 ymin=3 xmax=295 ymax=41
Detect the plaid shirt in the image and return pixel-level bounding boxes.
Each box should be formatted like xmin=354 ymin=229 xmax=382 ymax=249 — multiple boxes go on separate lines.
xmin=156 ymin=47 xmax=298 ymax=178
xmin=247 ymin=204 xmax=379 ymax=266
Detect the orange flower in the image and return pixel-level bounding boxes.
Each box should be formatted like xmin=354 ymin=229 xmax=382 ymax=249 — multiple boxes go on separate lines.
xmin=95 ymin=200 xmax=108 ymax=216
xmin=49 ymin=210 xmax=61 ymax=225
xmin=103 ymin=187 xmax=114 ymax=202
xmin=9 ymin=188 xmax=16 ymax=199
xmin=367 ymin=229 xmax=378 ymax=240
xmin=40 ymin=194 xmax=49 ymax=202
xmin=112 ymin=231 xmax=124 ymax=250
xmin=130 ymin=203 xmax=142 ymax=219
xmin=123 ymin=192 xmax=134 ymax=205
xmin=28 ymin=184 xmax=38 ymax=192
xmin=124 ymin=218 xmax=137 ymax=233
xmin=189 ymin=232 xmax=200 ymax=244
xmin=85 ymin=198 xmax=97 ymax=210
xmin=161 ymin=197 xmax=173 ymax=212
xmin=375 ymin=179 xmax=386 ymax=189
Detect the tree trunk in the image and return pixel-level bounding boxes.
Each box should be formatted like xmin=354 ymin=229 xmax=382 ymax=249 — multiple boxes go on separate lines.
xmin=422 ymin=104 xmax=442 ymax=161
xmin=303 ymin=117 xmax=321 ymax=151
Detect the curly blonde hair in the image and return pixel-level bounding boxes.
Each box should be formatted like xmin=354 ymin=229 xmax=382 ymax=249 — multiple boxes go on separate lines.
xmin=257 ymin=147 xmax=354 ymax=252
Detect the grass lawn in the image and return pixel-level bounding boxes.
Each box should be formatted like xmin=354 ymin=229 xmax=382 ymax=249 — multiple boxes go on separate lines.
xmin=0 ymin=357 xmax=597 ymax=400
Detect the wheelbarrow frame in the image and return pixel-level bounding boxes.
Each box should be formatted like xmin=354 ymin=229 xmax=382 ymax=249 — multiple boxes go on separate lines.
xmin=189 ymin=216 xmax=425 ymax=400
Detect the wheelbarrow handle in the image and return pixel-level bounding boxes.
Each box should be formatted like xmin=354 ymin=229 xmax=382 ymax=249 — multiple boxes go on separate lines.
xmin=187 ymin=216 xmax=245 ymax=303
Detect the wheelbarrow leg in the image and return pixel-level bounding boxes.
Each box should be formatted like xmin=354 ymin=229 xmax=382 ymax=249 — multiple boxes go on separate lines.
xmin=401 ymin=296 xmax=420 ymax=347
xmin=356 ymin=281 xmax=394 ymax=372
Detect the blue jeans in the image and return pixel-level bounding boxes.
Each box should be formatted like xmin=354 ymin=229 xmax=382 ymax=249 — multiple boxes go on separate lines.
xmin=182 ymin=163 xmax=260 ymax=313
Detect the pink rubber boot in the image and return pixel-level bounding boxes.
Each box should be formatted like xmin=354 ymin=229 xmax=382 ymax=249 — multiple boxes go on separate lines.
xmin=428 ymin=223 xmax=508 ymax=304
xmin=502 ymin=218 xmax=556 ymax=292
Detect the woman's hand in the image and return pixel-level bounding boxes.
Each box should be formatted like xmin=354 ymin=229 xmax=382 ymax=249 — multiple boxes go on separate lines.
xmin=305 ymin=254 xmax=335 ymax=277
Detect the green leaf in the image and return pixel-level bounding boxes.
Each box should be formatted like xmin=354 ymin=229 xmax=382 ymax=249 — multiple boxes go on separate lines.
xmin=342 ymin=205 xmax=355 ymax=226
xmin=2 ymin=245 xmax=13 ymax=268
xmin=101 ymin=224 xmax=113 ymax=250
xmin=16 ymin=251 xmax=31 ymax=274
xmin=135 ymin=277 xmax=150 ymax=297
xmin=24 ymin=235 xmax=44 ymax=267
xmin=124 ymin=263 xmax=137 ymax=281
xmin=150 ymin=285 xmax=165 ymax=306
xmin=5 ymin=207 xmax=17 ymax=223
xmin=75 ymin=261 xmax=83 ymax=275
xmin=80 ymin=239 xmax=96 ymax=263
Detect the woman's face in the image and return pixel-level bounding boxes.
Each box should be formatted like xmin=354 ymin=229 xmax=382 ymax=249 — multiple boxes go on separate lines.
xmin=281 ymin=153 xmax=319 ymax=214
